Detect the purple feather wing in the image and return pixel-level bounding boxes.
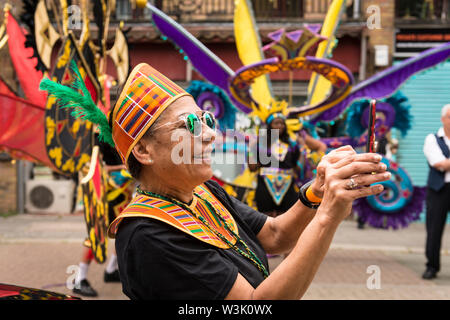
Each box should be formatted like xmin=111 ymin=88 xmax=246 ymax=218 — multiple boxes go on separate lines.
xmin=148 ymin=4 xmax=233 ymax=89
xmin=147 ymin=5 xmax=243 ymax=102
xmin=313 ymin=42 xmax=450 ymax=123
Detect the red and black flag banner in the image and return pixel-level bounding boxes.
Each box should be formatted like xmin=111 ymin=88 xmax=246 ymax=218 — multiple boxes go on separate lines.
xmin=80 ymin=146 xmax=109 ymax=264
xmin=44 ymin=31 xmax=100 ymax=176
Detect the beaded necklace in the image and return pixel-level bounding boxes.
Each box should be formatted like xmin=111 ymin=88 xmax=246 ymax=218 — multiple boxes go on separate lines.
xmin=136 ymin=186 xmax=269 ymax=278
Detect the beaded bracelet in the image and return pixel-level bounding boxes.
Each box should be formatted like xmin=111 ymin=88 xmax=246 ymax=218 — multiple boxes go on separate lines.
xmin=298 ymin=180 xmax=321 ymax=209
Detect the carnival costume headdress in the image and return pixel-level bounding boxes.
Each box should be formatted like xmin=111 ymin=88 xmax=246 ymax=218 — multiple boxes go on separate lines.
xmin=40 ymin=62 xmax=190 ymax=164
xmin=252 ymin=100 xmax=302 ymax=141
xmin=111 ymin=63 xmax=190 ymax=162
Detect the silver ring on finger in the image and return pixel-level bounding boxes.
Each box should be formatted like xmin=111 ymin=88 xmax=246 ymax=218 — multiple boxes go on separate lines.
xmin=346 ymin=177 xmax=358 ymax=190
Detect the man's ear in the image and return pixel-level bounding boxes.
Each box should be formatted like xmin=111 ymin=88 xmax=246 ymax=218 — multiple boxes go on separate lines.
xmin=131 ymin=138 xmax=154 ymax=165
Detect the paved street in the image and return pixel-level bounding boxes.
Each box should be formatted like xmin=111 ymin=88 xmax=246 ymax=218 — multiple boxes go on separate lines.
xmin=1 ymin=212 xmax=449 ymax=300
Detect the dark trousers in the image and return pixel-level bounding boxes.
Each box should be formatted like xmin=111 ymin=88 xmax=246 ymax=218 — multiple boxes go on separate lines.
xmin=425 ymin=183 xmax=450 ymax=272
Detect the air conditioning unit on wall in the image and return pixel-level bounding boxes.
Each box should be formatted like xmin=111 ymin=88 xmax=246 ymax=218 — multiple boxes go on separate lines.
xmin=25 ymin=179 xmax=75 ymax=214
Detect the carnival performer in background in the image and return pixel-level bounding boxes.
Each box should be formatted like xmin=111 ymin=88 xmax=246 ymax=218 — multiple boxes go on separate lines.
xmin=73 ymin=247 xmax=98 ymax=297
xmin=248 ymin=113 xmax=326 ymax=218
xmin=73 ymin=133 xmax=134 ymax=297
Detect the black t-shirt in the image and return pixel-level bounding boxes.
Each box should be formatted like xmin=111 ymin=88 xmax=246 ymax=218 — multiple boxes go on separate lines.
xmin=115 ymin=180 xmax=269 ymax=300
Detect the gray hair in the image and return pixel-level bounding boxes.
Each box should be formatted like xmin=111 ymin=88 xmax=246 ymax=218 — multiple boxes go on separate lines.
xmin=442 ymin=104 xmax=450 ymax=117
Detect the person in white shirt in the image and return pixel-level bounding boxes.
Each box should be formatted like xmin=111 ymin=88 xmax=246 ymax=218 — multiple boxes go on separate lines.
xmin=422 ymin=104 xmax=450 ymax=279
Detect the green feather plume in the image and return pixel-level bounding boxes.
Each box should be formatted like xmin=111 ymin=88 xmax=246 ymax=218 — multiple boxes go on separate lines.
xmin=39 ymin=60 xmax=115 ymax=147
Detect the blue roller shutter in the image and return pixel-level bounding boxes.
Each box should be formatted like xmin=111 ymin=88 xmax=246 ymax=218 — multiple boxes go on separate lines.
xmin=394 ymin=60 xmax=450 ymax=222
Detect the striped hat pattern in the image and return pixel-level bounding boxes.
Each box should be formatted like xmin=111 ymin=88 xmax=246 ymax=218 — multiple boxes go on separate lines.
xmin=112 ymin=63 xmax=190 ymax=163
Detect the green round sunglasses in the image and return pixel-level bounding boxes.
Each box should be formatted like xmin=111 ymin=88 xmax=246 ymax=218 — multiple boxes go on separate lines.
xmin=152 ymin=111 xmax=216 ymax=137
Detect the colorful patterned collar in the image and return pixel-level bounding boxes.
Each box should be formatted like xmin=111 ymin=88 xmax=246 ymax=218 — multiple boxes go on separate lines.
xmin=108 ymin=184 xmax=238 ymax=249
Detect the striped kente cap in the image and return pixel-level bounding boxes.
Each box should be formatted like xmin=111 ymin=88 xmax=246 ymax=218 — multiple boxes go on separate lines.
xmin=112 ymin=63 xmax=191 ymax=163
